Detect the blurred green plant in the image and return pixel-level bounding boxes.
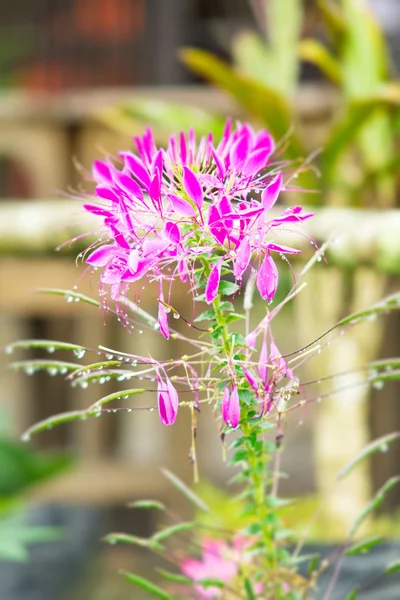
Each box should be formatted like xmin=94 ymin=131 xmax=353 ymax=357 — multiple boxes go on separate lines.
xmin=102 ymin=0 xmax=400 ymax=208
xmin=0 ymin=411 xmax=72 ymax=561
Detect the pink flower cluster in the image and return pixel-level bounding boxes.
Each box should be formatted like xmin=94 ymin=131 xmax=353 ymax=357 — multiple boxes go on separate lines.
xmin=181 ymin=536 xmax=263 ymax=599
xmin=83 ymin=120 xmax=312 ymax=336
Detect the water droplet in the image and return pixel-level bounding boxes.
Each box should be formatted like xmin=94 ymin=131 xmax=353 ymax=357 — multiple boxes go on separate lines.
xmin=165 ymin=307 xmax=171 ymax=313
xmin=149 ymin=407 xmax=155 ymax=412
xmin=127 ymin=408 xmax=132 ymax=413
xmin=316 ymin=396 xmax=321 ymax=403
xmin=73 ymin=348 xmax=86 ymax=359
xmin=106 ymin=353 xmax=114 ymax=360
xmin=380 ymin=444 xmax=389 ymax=453
xmin=73 ymin=285 xmax=78 ymax=290
xmin=47 ymin=346 xmax=55 ymax=353
xmin=317 ymin=256 xmax=322 ymax=263
xmin=65 ymin=295 xmax=74 ymax=303
xmin=47 ymin=367 xmax=58 ymax=376
xmin=5 ymin=345 xmax=13 ymax=355
xmin=173 ymin=312 xmax=180 ymax=320
xmin=81 ymin=381 xmax=88 ymax=389
xmin=74 ymin=297 xmax=80 ymax=302
xmin=60 ymin=367 xmax=68 ymax=375
xmin=138 ymin=329 xmax=143 ymax=334
xmin=22 ymin=432 xmax=31 ymax=442
xmin=25 ymin=366 xmax=36 ymax=375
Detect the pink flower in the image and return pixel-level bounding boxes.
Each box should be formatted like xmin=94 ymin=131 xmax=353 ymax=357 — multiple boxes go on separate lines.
xmin=181 ymin=536 xmax=263 ymax=599
xmin=81 ymin=121 xmax=312 ymax=315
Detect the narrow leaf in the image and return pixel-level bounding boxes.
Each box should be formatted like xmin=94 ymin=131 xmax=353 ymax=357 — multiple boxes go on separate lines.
xmin=161 ymin=468 xmax=210 ymax=513
xmin=152 ymin=522 xmax=195 ymax=542
xmin=385 ymin=560 xmax=400 ymax=574
xmin=244 ymin=577 xmax=258 ymax=600
xmin=128 ymin=500 xmax=165 ymax=511
xmin=350 ymin=476 xmax=400 ymax=537
xmin=346 ymin=536 xmax=384 ymax=556
xmin=37 ymin=288 xmax=100 ymax=307
xmin=122 ymin=572 xmax=172 ymax=599
xmin=338 ymin=432 xmax=400 ymax=480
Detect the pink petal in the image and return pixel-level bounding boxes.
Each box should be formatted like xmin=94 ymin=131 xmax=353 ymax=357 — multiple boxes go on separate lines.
xmin=229 ymin=134 xmax=249 ymax=170
xmin=233 ymin=237 xmax=251 ymax=279
xmin=95 ymin=186 xmax=119 ymax=203
xmin=243 ymin=368 xmax=258 ymax=391
xmin=222 ymin=385 xmax=240 ymax=429
xmin=168 ymin=194 xmax=196 ymax=217
xmin=258 ymin=335 xmax=268 ymax=383
xmin=254 ymin=130 xmax=275 ymax=155
xmin=183 ymin=167 xmax=203 ymax=209
xmin=164 ymin=222 xmax=181 ymax=244
xmin=211 ymin=147 xmax=226 ymax=179
xmin=266 ymin=243 xmax=301 ymax=254
xmin=205 ymin=261 xmax=221 ymax=304
xmin=86 ymin=245 xmax=115 ymax=266
xmin=83 ymin=204 xmax=113 ymax=218
xmin=256 ymin=254 xmax=278 ymax=302
xmin=243 ymin=147 xmax=269 ymax=177
xmin=208 ymin=205 xmax=226 ymax=245
xmin=142 ymin=238 xmax=170 ymax=257
xmin=113 ymin=170 xmax=143 ymax=201
xmin=121 ymin=152 xmax=151 ymax=188
xmin=158 ymin=302 xmax=169 ymax=339
xmin=261 ymin=172 xmax=283 ymax=210
xmin=149 ymin=170 xmax=161 ymax=201
xmin=157 ymin=376 xmax=178 ymax=426
xmin=93 ymin=160 xmax=112 ymax=184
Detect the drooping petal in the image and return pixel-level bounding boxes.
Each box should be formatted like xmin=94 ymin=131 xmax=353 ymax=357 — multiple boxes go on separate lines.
xmin=256 ymin=253 xmax=278 ymax=302
xmin=95 ymin=186 xmax=120 ymax=203
xmin=205 ymin=261 xmax=222 ymax=304
xmin=258 ymin=334 xmax=268 ymax=384
xmin=261 ymin=172 xmax=283 ymax=210
xmin=183 ymin=167 xmax=203 ymax=209
xmin=243 ymin=368 xmax=258 ymax=392
xmin=233 ymin=237 xmax=251 ymax=279
xmin=158 ymin=288 xmax=169 ymax=339
xmin=222 ymin=385 xmax=240 ymax=429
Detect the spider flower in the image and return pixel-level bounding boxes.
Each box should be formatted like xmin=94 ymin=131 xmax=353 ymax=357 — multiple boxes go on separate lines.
xmin=181 ymin=536 xmax=263 ymax=599
xmin=83 ymin=120 xmax=312 ymax=320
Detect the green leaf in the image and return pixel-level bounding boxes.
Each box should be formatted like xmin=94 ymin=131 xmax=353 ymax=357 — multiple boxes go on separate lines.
xmin=244 ymin=577 xmax=258 ymax=600
xmin=6 ymin=339 xmax=87 ymax=355
xmin=338 ymin=432 xmax=400 ymax=480
xmin=197 ymin=578 xmax=224 ymax=589
xmin=152 ymin=522 xmax=195 ymax=542
xmin=337 ymin=292 xmax=400 ymax=328
xmin=298 ymin=39 xmax=341 ymax=84
xmin=37 ymin=288 xmax=100 ymax=308
xmin=161 ymin=469 xmax=210 ymax=513
xmin=128 ymin=500 xmax=165 ymax=511
xmin=194 ymin=310 xmax=216 ymax=323
xmin=385 ymin=560 xmax=400 ymax=574
xmin=104 ymin=533 xmax=163 ymax=551
xmin=122 ymin=572 xmax=172 ymax=599
xmin=10 ymin=360 xmax=80 ymax=376
xmin=349 ymin=476 xmax=400 ymax=537
xmin=157 ymin=569 xmax=191 ymax=585
xmin=266 ymin=0 xmax=302 ymax=94
xmin=179 ymin=48 xmax=304 ymax=158
xmin=218 ymin=281 xmax=239 ymax=296
xmin=346 ymin=535 xmax=384 ymax=556
xmin=346 ymin=589 xmax=359 ymax=600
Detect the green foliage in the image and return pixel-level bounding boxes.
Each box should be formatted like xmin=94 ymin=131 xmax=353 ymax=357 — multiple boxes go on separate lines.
xmin=122 ymin=572 xmax=173 ymax=599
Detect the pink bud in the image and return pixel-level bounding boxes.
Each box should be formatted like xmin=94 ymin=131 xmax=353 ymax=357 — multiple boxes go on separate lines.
xmin=233 ymin=238 xmax=251 ymax=279
xmin=157 ymin=375 xmax=178 ymax=425
xmin=256 ymin=253 xmax=278 ymax=302
xmin=205 ymin=261 xmax=222 ymax=304
xmin=221 ymin=385 xmax=240 ymax=429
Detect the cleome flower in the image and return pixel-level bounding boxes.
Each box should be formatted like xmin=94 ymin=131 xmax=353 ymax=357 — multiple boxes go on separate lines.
xmin=180 ymin=536 xmax=263 ymax=599
xmin=82 ymin=120 xmax=312 ymax=335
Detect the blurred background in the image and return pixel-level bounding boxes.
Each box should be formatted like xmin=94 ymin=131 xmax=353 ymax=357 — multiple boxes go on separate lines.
xmin=0 ymin=0 xmax=400 ymax=598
